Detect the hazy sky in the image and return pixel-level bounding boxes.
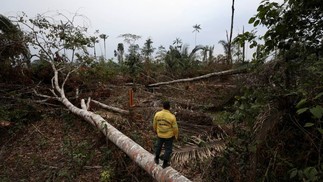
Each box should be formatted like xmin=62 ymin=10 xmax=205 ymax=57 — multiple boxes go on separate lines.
xmin=1 ymin=0 xmax=276 ymax=60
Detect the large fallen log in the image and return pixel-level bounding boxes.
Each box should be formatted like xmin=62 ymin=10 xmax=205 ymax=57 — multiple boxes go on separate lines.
xmin=35 ymin=62 xmax=191 ymax=182
xmin=72 ymin=99 xmax=191 ymax=182
xmin=147 ymin=67 xmax=247 ymax=87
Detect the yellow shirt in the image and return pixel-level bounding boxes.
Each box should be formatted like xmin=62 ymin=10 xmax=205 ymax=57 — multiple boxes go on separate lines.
xmin=153 ymin=109 xmax=178 ymax=139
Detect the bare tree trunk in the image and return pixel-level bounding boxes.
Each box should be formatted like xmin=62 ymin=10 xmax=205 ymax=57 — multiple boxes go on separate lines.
xmin=35 ymin=62 xmax=191 ymax=182
xmin=147 ymin=67 xmax=246 ymax=87
xmin=104 ymin=39 xmax=106 ymax=60
xmin=228 ymin=0 xmax=235 ymax=64
xmin=242 ymin=26 xmax=245 ymax=63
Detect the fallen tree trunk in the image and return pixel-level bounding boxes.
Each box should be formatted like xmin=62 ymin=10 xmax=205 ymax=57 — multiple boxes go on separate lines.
xmin=68 ymin=99 xmax=191 ymax=181
xmin=34 ymin=62 xmax=191 ymax=182
xmin=147 ymin=67 xmax=247 ymax=87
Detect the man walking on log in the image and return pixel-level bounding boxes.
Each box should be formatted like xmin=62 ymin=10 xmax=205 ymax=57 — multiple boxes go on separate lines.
xmin=153 ymin=101 xmax=178 ymax=168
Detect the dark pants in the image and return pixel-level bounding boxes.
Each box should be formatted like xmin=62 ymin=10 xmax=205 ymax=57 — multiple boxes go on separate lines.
xmin=155 ymin=137 xmax=174 ymax=162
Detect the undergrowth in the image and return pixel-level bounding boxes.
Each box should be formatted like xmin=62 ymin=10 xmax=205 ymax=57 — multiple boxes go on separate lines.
xmin=209 ymin=56 xmax=323 ymax=181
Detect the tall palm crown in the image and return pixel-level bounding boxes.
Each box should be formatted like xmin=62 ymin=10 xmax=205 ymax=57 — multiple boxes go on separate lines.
xmin=142 ymin=38 xmax=155 ymax=60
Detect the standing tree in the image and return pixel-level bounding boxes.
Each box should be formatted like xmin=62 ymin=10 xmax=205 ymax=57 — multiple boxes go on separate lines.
xmin=248 ymin=0 xmax=323 ymax=88
xmin=208 ymin=45 xmax=215 ymax=63
xmin=125 ymin=44 xmax=141 ymax=80
xmin=201 ymin=45 xmax=215 ymax=63
xmin=165 ymin=46 xmax=181 ymax=76
xmin=90 ymin=36 xmax=99 ymax=59
xmin=242 ymin=26 xmax=245 ymax=63
xmin=234 ymin=37 xmax=243 ymax=63
xmin=141 ymin=37 xmax=155 ymax=62
xmin=141 ymin=38 xmax=155 ymax=82
xmin=164 ymin=43 xmax=205 ymax=76
xmin=118 ymin=33 xmax=141 ymax=45
xmin=218 ymin=40 xmax=230 ymax=64
xmin=99 ymin=33 xmax=108 ymax=60
xmin=192 ymin=24 xmax=201 ymax=46
xmin=219 ymin=39 xmax=240 ymax=64
xmin=155 ymin=45 xmax=167 ymax=63
xmin=249 ymin=0 xmax=323 ymax=56
xmin=173 ymin=37 xmax=183 ymax=51
xmin=114 ymin=43 xmax=124 ymax=64
xmin=227 ymin=0 xmax=235 ymax=64
xmin=118 ymin=33 xmax=142 ymax=79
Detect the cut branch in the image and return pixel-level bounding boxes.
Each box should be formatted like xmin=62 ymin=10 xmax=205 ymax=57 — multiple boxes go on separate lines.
xmin=91 ymin=99 xmax=130 ymax=115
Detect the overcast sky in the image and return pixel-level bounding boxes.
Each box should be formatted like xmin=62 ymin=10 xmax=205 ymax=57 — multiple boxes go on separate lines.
xmin=1 ymin=0 xmax=278 ymax=60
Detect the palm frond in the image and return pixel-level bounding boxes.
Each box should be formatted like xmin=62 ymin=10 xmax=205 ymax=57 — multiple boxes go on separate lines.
xmin=189 ymin=45 xmax=205 ymax=58
xmin=171 ymin=136 xmax=225 ymax=167
xmin=253 ymin=102 xmax=281 ymax=141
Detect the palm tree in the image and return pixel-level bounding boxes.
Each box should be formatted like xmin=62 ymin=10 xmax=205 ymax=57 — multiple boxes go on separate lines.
xmin=207 ymin=45 xmax=215 ymax=63
xmin=201 ymin=46 xmax=209 ymax=62
xmin=173 ymin=38 xmax=182 ymax=51
xmin=125 ymin=44 xmax=140 ymax=79
xmin=99 ymin=34 xmax=108 ymax=60
xmin=165 ymin=46 xmax=180 ymax=75
xmin=196 ymin=45 xmax=214 ymax=63
xmin=192 ymin=24 xmax=201 ymax=46
xmin=189 ymin=45 xmax=205 ymax=60
xmin=219 ymin=39 xmax=239 ymax=64
xmin=141 ymin=38 xmax=155 ymax=61
xmin=218 ymin=40 xmax=232 ymax=64
xmin=165 ymin=44 xmax=204 ymax=76
xmin=90 ymin=36 xmax=99 ymax=59
xmin=155 ymin=45 xmax=166 ymax=63
xmin=141 ymin=38 xmax=155 ymax=82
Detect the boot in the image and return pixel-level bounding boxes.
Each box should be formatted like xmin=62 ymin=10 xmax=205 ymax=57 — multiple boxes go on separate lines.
xmin=154 ymin=157 xmax=159 ymax=164
xmin=162 ymin=160 xmax=170 ymax=168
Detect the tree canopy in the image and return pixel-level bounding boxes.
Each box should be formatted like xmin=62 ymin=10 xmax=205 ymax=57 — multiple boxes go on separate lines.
xmin=250 ymin=0 xmax=323 ymax=55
